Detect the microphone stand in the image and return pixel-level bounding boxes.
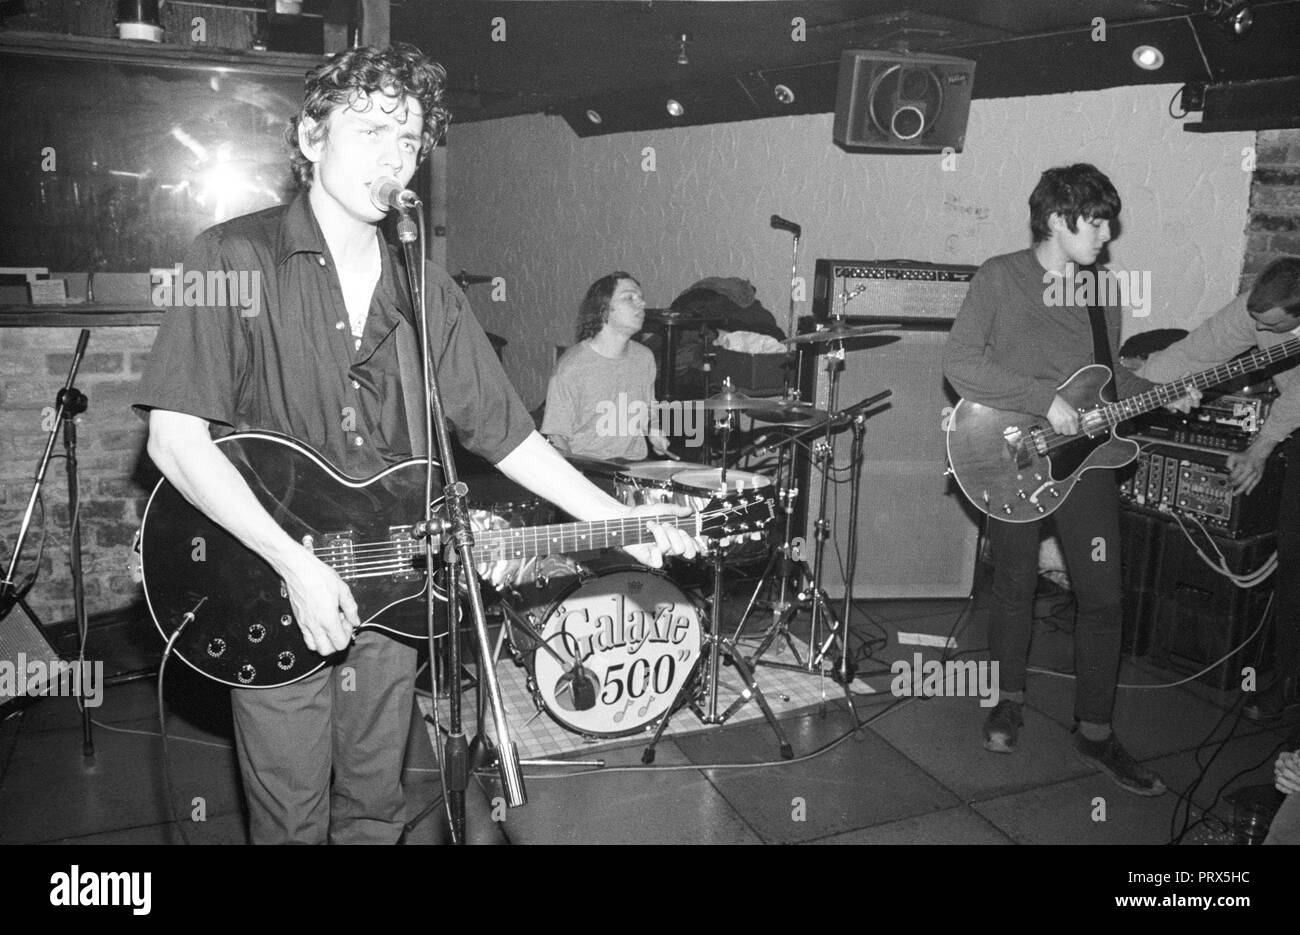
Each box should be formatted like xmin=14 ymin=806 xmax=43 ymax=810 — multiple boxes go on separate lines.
xmin=396 ymin=205 xmax=525 ymax=845
xmin=770 ymin=214 xmax=802 ymax=399
xmin=1 ymin=329 xmax=94 ymax=755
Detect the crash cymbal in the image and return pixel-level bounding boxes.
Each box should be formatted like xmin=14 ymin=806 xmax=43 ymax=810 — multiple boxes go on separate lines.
xmin=694 ymin=387 xmax=782 ymax=412
xmin=782 ymin=321 xmax=901 ymax=346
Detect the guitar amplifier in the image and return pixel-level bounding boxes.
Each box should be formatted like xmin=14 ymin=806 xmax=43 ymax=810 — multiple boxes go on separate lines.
xmin=1119 ymin=508 xmax=1277 ymax=690
xmin=812 ymin=258 xmax=975 ymax=325
xmin=1117 ymin=437 xmax=1284 ymax=538
xmin=798 ymin=258 xmax=980 ymax=598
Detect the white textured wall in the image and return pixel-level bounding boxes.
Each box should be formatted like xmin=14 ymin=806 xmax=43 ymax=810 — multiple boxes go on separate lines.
xmin=448 ymin=84 xmax=1253 ymax=407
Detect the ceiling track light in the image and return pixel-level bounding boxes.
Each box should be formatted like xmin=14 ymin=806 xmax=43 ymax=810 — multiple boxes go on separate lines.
xmin=675 ymin=32 xmax=691 ymax=67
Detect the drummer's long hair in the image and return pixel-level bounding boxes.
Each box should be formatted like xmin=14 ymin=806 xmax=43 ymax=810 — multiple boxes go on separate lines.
xmin=577 ymin=272 xmax=638 ymax=341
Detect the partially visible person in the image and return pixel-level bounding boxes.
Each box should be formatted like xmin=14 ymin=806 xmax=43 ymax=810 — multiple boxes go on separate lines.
xmin=1263 ymin=747 xmax=1300 ymax=844
xmin=543 ymin=272 xmax=672 ymax=461
xmin=1139 ymin=257 xmax=1300 ymax=722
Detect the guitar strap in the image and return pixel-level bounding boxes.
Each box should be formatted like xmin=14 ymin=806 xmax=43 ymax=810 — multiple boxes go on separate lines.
xmin=391 ymin=250 xmax=430 ymax=456
xmin=1086 ymin=295 xmax=1117 ymax=400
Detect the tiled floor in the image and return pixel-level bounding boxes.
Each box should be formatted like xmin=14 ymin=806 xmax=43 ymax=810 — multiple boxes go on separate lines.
xmin=2 ymin=581 xmax=1297 ymax=846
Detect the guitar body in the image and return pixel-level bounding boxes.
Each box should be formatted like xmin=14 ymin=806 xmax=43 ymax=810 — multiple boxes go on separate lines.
xmin=141 ymin=432 xmax=437 ymax=688
xmin=141 ymin=431 xmax=776 ymax=689
xmin=946 ymin=364 xmax=1139 ymax=523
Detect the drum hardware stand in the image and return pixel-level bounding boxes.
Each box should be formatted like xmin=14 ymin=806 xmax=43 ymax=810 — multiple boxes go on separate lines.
xmin=642 ymin=402 xmax=793 ymax=764
xmin=730 ymin=341 xmax=892 ymax=722
xmin=1 ymin=329 xmax=94 ymax=756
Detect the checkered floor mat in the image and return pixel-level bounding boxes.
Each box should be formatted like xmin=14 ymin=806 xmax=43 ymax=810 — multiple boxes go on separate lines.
xmin=419 ymin=635 xmax=876 ymax=760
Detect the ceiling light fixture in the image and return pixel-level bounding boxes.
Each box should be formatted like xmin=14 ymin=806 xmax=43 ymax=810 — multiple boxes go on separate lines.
xmin=585 ymin=109 xmax=602 ymax=125
xmin=773 ymin=84 xmax=795 ymax=104
xmin=666 ymin=99 xmax=685 ymax=118
xmin=1210 ymin=1 xmax=1254 ymax=37
xmin=675 ymin=32 xmax=691 ymax=67
xmin=1132 ymin=45 xmax=1165 ymax=70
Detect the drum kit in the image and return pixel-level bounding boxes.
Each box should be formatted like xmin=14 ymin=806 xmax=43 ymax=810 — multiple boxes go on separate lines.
xmin=481 ymin=318 xmax=896 ymax=761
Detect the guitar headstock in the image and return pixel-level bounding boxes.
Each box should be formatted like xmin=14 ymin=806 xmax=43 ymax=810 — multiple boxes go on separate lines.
xmin=697 ymin=493 xmax=775 ymax=543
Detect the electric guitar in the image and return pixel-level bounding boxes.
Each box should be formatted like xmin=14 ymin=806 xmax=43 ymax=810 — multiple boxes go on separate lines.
xmin=946 ymin=336 xmax=1300 ymax=522
xmin=140 ymin=432 xmax=774 ymax=688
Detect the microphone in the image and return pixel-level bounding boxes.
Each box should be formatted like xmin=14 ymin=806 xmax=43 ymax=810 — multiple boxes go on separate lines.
xmin=770 ymin=214 xmax=801 ymax=237
xmin=369 ymin=176 xmax=420 ymax=212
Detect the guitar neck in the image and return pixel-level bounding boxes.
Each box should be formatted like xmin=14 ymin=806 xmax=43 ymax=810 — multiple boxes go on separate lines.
xmin=1098 ymin=336 xmax=1300 ymax=427
xmin=467 ymin=513 xmax=699 ymax=563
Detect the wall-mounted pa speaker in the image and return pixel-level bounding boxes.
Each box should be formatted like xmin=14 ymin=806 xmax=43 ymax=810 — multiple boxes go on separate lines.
xmin=833 ymin=50 xmax=975 ymax=153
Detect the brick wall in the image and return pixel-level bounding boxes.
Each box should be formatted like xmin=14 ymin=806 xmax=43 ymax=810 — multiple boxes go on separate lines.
xmin=0 ymin=326 xmax=158 ymax=626
xmin=1243 ymin=129 xmax=1300 ymax=289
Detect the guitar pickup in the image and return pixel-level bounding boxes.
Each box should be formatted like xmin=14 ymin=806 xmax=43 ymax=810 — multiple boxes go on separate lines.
xmin=320 ymin=532 xmax=356 ymax=580
xmin=388 ymin=527 xmax=423 ymax=582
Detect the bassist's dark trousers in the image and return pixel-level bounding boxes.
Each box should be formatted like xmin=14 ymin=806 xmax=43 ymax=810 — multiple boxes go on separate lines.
xmin=986 ymin=469 xmax=1122 ymax=723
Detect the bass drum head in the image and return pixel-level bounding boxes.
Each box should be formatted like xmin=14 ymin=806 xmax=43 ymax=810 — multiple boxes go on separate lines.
xmin=529 ymin=565 xmax=702 ymax=738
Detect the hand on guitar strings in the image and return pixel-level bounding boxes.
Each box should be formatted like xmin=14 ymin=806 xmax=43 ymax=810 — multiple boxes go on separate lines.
xmin=1163 ymin=384 xmax=1202 ymax=414
xmin=1046 ymin=394 xmax=1081 ymax=436
xmin=278 ymin=546 xmax=360 ymax=656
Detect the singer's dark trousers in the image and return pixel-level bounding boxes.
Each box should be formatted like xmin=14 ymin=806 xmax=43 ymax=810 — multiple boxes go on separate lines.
xmin=230 ymin=630 xmax=415 ymax=844
xmin=985 ymin=469 xmax=1123 ymax=726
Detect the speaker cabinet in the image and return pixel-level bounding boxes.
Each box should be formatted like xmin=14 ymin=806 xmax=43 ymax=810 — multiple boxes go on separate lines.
xmin=833 ymin=50 xmax=975 ymax=153
xmin=0 ymin=611 xmax=64 ymax=714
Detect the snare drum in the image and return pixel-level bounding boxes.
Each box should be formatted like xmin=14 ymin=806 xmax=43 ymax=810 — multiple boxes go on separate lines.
xmin=613 ymin=460 xmax=710 ymax=508
xmin=503 ymin=565 xmax=703 ymax=737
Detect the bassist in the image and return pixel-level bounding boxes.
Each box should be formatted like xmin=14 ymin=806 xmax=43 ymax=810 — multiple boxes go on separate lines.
xmin=943 ymin=164 xmax=1190 ymax=795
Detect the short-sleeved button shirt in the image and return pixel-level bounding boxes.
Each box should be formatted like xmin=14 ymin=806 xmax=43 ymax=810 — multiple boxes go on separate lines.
xmin=135 ymin=193 xmax=533 ymax=475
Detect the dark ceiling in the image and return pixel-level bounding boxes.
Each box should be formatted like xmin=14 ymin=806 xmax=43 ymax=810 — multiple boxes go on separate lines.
xmin=378 ymin=0 xmax=1300 ymax=134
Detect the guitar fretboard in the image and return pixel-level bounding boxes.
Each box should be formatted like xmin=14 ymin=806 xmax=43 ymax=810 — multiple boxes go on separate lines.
xmin=1095 ymin=336 xmax=1299 ymax=429
xmin=469 ymin=514 xmax=698 ymax=562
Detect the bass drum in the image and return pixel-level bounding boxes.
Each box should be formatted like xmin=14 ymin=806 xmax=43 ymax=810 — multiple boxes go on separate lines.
xmin=504 ymin=563 xmax=703 ymax=738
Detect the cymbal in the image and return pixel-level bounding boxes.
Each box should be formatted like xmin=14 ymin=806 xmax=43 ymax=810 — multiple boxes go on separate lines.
xmin=644 ymin=307 xmax=725 ymax=325
xmin=751 ymin=400 xmax=830 ymax=426
xmin=452 ymin=269 xmax=495 ymax=288
xmin=782 ymin=321 xmax=900 ymax=346
xmin=563 ymin=453 xmax=624 ymax=479
xmin=694 ymin=387 xmax=782 ymax=412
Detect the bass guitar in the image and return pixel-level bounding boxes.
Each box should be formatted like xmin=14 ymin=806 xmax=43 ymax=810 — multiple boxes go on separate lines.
xmin=140 ymin=432 xmax=773 ymax=687
xmin=946 ymin=337 xmax=1300 ymax=522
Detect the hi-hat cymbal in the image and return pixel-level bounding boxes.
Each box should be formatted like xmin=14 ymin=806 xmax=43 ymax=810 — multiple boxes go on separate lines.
xmin=694 ymin=387 xmax=782 ymax=412
xmin=782 ymin=321 xmax=900 ymax=346
xmin=751 ymin=400 xmax=830 ymax=426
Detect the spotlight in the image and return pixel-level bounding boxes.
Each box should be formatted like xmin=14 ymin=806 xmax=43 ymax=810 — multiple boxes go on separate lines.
xmin=666 ymin=99 xmax=685 ymax=118
xmin=675 ymin=32 xmax=691 ymax=67
xmin=115 ymin=0 xmax=163 ymax=42
xmin=1201 ymin=0 xmax=1253 ymax=36
xmin=1132 ymin=45 xmax=1165 ymax=70
xmin=773 ymin=84 xmax=795 ymax=105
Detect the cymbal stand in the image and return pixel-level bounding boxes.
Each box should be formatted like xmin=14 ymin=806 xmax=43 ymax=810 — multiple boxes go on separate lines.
xmin=735 ymin=344 xmax=872 ymax=726
xmin=641 ymin=405 xmax=793 ymax=764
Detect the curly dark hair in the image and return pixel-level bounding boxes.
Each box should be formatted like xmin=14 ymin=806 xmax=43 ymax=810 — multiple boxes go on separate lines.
xmin=1028 ymin=163 xmax=1121 ymax=244
xmin=576 ymin=272 xmax=638 ymax=341
xmin=286 ymin=43 xmax=450 ymax=188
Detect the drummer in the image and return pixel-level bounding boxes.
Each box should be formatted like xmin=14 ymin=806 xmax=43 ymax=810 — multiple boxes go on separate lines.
xmin=542 ymin=272 xmax=674 ymax=463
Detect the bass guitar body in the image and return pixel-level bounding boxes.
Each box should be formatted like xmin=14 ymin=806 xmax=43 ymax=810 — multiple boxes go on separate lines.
xmin=946 ymin=365 xmax=1139 ymax=522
